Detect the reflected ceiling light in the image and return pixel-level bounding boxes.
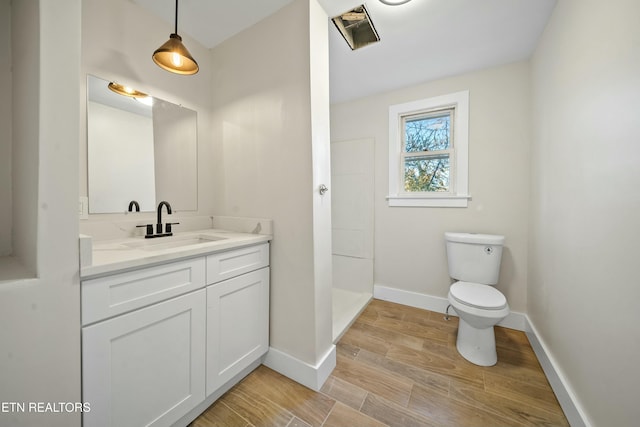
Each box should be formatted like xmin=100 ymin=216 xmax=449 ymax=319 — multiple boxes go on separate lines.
xmin=379 ymin=0 xmax=412 ymax=5
xmin=135 ymin=96 xmax=154 ymax=106
xmin=152 ymin=0 xmax=199 ymax=75
xmin=107 ymin=82 xmax=149 ymax=99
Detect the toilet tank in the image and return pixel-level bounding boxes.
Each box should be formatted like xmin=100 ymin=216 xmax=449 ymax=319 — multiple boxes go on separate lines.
xmin=445 ymin=232 xmax=505 ymax=285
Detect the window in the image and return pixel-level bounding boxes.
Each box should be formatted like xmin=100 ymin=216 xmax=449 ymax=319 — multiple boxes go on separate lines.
xmin=403 ymin=109 xmax=453 ymax=192
xmin=387 ymin=91 xmax=470 ymax=207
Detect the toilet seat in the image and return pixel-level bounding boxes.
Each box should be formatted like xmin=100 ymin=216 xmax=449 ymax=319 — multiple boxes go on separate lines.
xmin=450 ymin=281 xmax=507 ymax=310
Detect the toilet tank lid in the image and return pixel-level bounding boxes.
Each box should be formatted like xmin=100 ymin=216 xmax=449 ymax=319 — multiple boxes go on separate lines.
xmin=445 ymin=232 xmax=505 ymax=245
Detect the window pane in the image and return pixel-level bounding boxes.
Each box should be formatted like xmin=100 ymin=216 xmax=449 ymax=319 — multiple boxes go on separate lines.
xmin=404 ymin=155 xmax=450 ymax=192
xmin=404 ymin=112 xmax=451 ymax=153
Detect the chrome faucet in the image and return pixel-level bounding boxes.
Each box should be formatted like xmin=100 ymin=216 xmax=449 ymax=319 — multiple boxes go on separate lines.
xmin=156 ymin=201 xmax=172 ymax=234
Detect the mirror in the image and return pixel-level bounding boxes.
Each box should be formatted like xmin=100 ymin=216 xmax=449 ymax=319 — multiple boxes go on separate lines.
xmin=86 ymin=75 xmax=198 ymax=213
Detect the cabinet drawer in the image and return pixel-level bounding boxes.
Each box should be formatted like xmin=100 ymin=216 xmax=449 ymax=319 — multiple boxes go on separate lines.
xmin=82 ymin=257 xmax=206 ymax=325
xmin=206 ymin=243 xmax=269 ymax=285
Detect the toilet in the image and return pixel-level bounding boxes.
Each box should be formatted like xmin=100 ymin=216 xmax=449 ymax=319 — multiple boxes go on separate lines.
xmin=445 ymin=232 xmax=509 ymax=366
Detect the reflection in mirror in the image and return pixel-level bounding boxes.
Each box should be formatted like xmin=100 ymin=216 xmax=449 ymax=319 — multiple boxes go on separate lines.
xmin=86 ymin=75 xmax=198 ymax=213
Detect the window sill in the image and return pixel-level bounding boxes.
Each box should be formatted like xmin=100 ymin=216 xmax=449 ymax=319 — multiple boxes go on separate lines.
xmin=386 ymin=194 xmax=471 ymax=208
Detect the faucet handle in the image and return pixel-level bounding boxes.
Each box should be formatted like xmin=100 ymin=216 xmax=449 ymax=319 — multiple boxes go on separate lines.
xmin=136 ymin=224 xmax=154 ymax=237
xmin=166 ymin=222 xmax=180 ymax=233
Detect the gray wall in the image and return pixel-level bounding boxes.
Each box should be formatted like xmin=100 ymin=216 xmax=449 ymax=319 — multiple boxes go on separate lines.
xmin=208 ymin=0 xmax=334 ymax=368
xmin=0 ymin=0 xmax=11 ymax=256
xmin=0 ymin=1 xmax=82 ymax=426
xmin=529 ymin=0 xmax=640 ymax=424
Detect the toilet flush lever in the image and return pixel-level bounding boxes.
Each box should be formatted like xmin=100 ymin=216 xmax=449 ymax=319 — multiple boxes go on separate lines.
xmin=319 ymin=184 xmax=329 ymax=195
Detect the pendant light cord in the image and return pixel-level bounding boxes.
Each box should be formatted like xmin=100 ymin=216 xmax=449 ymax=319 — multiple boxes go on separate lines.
xmin=174 ymin=0 xmax=179 ymax=34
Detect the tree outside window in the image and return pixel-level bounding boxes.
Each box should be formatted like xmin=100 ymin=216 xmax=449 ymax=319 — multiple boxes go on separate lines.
xmin=403 ymin=110 xmax=452 ymax=192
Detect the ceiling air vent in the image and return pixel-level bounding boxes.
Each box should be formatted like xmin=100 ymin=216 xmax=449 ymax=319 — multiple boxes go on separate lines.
xmin=331 ymin=4 xmax=380 ymax=50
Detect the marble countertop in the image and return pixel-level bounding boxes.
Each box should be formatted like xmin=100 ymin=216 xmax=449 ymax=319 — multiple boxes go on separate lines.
xmin=80 ymin=228 xmax=271 ymax=279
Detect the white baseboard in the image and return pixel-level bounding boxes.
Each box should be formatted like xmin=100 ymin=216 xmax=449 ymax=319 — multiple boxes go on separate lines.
xmin=263 ymin=345 xmax=336 ymax=391
xmin=525 ymin=317 xmax=591 ymax=427
xmin=373 ymin=284 xmax=526 ymax=331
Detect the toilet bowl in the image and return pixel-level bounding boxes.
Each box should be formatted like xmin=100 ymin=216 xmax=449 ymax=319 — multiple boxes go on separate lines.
xmin=448 ymin=281 xmax=509 ymax=366
xmin=444 ymin=232 xmax=509 ymax=366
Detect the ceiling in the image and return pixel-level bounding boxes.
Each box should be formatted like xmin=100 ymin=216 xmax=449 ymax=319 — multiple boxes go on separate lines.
xmin=133 ymin=0 xmax=557 ymax=104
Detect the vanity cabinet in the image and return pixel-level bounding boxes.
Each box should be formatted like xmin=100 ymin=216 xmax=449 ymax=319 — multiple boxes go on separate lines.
xmin=81 ymin=242 xmax=270 ymax=427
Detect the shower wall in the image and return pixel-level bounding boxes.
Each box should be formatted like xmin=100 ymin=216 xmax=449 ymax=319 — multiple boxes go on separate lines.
xmin=331 ymin=138 xmax=374 ymax=340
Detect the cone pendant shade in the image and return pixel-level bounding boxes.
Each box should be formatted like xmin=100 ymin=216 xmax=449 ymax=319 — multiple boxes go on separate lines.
xmin=153 ymin=33 xmax=199 ymax=75
xmin=152 ymin=0 xmax=199 ymax=75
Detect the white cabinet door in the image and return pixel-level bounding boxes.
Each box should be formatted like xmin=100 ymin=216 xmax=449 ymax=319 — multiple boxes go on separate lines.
xmin=206 ymin=267 xmax=269 ymax=395
xmin=82 ymin=290 xmax=206 ymax=427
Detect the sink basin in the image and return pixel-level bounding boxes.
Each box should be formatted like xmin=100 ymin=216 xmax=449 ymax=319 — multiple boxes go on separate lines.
xmin=124 ymin=234 xmax=227 ymax=251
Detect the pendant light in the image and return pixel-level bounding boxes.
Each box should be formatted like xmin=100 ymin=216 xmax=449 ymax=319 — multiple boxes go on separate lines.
xmin=152 ymin=0 xmax=199 ymax=75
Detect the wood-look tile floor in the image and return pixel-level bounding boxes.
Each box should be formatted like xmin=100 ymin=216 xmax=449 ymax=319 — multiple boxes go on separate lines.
xmin=191 ymin=299 xmax=569 ymax=427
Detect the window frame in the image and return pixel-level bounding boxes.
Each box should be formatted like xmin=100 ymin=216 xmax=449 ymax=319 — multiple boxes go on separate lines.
xmin=387 ymin=90 xmax=470 ymax=207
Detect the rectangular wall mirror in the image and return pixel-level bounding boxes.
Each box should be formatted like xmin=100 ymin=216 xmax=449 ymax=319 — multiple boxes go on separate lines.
xmin=86 ymin=75 xmax=198 ymax=214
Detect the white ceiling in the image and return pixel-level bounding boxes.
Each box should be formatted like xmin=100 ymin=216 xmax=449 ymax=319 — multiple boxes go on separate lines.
xmin=133 ymin=0 xmax=557 ymax=104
